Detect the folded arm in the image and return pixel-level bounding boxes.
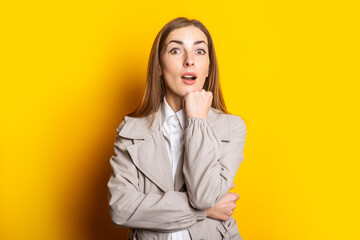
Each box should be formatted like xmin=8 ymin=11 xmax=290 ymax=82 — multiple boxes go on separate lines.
xmin=183 ymin=115 xmax=247 ymax=210
xmin=108 ymin=121 xmax=206 ymax=232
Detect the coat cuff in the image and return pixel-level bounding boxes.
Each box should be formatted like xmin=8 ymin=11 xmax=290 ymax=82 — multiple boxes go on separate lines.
xmin=185 ymin=117 xmax=213 ymax=129
xmin=196 ymin=210 xmax=207 ymax=220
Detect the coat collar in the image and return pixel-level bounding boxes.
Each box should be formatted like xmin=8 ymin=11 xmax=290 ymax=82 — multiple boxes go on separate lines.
xmin=118 ymin=106 xmax=230 ymax=192
xmin=119 ymin=106 xmax=229 ymax=141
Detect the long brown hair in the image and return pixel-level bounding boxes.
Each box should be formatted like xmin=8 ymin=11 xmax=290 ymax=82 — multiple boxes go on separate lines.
xmin=128 ymin=17 xmax=228 ymax=123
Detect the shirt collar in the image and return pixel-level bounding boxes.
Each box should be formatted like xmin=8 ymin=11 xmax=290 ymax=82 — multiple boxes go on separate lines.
xmin=160 ymin=97 xmax=186 ymax=129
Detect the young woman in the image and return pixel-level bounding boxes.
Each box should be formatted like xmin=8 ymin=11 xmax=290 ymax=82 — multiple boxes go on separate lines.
xmin=108 ymin=17 xmax=247 ymax=240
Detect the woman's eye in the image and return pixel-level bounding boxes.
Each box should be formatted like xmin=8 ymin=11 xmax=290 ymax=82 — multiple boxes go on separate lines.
xmin=170 ymin=48 xmax=180 ymax=54
xmin=196 ymin=49 xmax=206 ymax=55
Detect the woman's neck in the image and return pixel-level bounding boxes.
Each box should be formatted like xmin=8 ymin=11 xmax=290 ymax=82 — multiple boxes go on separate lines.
xmin=165 ymin=95 xmax=183 ymax=113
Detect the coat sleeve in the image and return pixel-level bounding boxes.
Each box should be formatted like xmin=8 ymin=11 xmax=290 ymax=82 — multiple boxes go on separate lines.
xmin=107 ymin=121 xmax=206 ymax=232
xmin=183 ymin=115 xmax=247 ymax=210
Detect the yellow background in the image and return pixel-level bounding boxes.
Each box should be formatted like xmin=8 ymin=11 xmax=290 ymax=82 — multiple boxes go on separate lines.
xmin=1 ymin=0 xmax=359 ymax=239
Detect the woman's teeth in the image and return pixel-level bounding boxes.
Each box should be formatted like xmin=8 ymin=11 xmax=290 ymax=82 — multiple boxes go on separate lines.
xmin=181 ymin=75 xmax=196 ymax=80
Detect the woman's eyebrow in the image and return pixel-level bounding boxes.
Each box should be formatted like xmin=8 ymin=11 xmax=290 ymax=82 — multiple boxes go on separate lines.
xmin=167 ymin=40 xmax=208 ymax=46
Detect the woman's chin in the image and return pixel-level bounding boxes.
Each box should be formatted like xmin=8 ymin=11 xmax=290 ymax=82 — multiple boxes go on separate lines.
xmin=166 ymin=86 xmax=203 ymax=100
xmin=182 ymin=86 xmax=202 ymax=94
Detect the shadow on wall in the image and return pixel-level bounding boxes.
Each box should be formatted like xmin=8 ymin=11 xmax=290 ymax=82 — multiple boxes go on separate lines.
xmin=63 ymin=66 xmax=145 ymax=239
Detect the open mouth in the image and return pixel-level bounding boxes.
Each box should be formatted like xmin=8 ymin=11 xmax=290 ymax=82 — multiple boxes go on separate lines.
xmin=181 ymin=73 xmax=197 ymax=81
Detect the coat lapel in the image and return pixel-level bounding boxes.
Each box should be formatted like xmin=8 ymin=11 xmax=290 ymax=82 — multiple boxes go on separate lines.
xmin=118 ymin=106 xmax=230 ymax=193
xmin=126 ymin=129 xmax=174 ymax=192
xmin=119 ymin=110 xmax=174 ymax=192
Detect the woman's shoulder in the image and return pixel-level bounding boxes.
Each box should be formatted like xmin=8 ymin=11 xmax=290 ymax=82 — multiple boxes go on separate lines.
xmin=207 ymin=108 xmax=246 ymax=140
xmin=210 ymin=108 xmax=245 ymax=127
xmin=221 ymin=111 xmax=247 ymax=139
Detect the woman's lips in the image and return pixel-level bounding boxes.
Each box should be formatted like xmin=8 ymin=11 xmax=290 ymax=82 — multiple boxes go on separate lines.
xmin=181 ymin=78 xmax=196 ymax=85
xmin=181 ymin=72 xmax=197 ymax=85
xmin=181 ymin=72 xmax=197 ymax=79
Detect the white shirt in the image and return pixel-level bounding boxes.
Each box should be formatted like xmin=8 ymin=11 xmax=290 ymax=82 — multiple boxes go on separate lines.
xmin=159 ymin=97 xmax=191 ymax=240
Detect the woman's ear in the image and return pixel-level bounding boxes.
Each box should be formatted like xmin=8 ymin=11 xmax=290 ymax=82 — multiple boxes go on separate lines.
xmin=158 ymin=65 xmax=162 ymax=75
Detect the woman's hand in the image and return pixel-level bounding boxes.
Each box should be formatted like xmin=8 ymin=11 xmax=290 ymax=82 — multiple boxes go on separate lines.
xmin=205 ymin=183 xmax=240 ymax=221
xmin=182 ymin=90 xmax=213 ymax=119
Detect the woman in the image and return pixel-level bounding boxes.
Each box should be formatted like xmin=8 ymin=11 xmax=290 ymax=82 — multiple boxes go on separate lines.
xmin=108 ymin=17 xmax=247 ymax=240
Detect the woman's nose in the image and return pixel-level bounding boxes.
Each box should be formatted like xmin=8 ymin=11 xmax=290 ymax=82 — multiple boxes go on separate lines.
xmin=184 ymin=53 xmax=194 ymax=67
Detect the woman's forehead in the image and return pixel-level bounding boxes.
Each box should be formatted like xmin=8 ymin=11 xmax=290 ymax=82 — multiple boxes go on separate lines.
xmin=165 ymin=26 xmax=208 ymax=45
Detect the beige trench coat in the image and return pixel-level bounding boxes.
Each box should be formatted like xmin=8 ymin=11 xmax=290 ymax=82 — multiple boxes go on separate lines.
xmin=107 ymin=105 xmax=247 ymax=240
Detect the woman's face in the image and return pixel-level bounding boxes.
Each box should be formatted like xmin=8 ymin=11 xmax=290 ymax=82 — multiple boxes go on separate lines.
xmin=160 ymin=26 xmax=210 ymax=104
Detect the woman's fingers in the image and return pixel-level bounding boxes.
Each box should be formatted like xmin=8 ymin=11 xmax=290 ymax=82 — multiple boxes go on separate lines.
xmin=206 ymin=187 xmax=240 ymax=221
xmin=233 ymin=192 xmax=240 ymax=201
xmin=183 ymin=90 xmax=213 ymax=119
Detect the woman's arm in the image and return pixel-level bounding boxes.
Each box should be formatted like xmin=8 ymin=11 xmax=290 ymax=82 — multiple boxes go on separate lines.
xmin=108 ymin=121 xmax=206 ymax=232
xmin=183 ymin=115 xmax=247 ymax=210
